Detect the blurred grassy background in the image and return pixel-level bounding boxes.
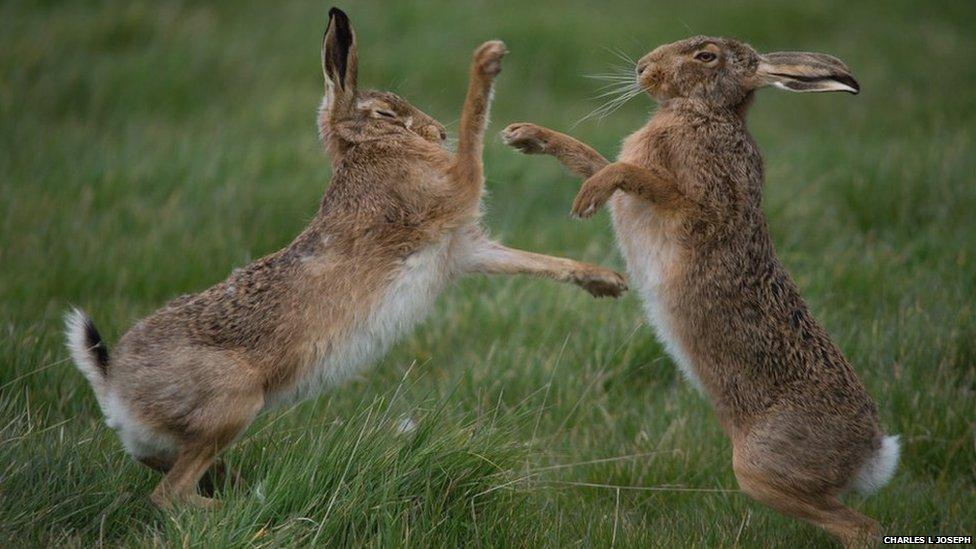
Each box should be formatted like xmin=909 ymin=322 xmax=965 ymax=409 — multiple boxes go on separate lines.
xmin=1 ymin=0 xmax=973 ymax=546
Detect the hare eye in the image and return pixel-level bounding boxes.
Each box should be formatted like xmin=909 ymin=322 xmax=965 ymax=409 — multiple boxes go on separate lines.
xmin=376 ymin=109 xmax=396 ymax=119
xmin=695 ymin=51 xmax=717 ymax=63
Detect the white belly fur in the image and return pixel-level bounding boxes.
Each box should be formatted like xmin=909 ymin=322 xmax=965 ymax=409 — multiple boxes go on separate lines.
xmin=266 ymin=239 xmax=453 ymax=407
xmin=610 ymin=194 xmax=703 ymax=391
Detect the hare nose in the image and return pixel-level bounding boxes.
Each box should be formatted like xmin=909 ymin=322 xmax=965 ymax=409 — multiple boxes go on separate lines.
xmin=439 ymin=129 xmax=447 ymax=141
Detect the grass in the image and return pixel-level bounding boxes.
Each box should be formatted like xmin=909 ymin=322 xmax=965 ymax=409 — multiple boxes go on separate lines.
xmin=1 ymin=0 xmax=974 ymax=546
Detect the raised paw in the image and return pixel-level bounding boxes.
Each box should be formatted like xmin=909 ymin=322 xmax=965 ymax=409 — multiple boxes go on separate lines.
xmin=573 ymin=268 xmax=628 ymax=298
xmin=501 ymin=122 xmax=550 ymax=154
xmin=571 ymin=178 xmax=617 ymax=218
xmin=473 ymin=40 xmax=507 ymax=78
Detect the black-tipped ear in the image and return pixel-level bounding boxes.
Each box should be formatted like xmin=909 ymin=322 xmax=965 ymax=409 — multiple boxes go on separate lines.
xmin=756 ymin=51 xmax=860 ymax=94
xmin=322 ymin=7 xmax=357 ymax=96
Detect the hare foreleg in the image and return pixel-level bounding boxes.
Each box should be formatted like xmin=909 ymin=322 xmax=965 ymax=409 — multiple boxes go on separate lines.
xmin=458 ymin=235 xmax=626 ymax=298
xmin=571 ymin=162 xmax=687 ymax=218
xmin=451 ymin=41 xmax=507 ymax=199
xmin=502 ymin=122 xmax=609 ymax=178
xmin=501 ymin=124 xmax=687 ymax=217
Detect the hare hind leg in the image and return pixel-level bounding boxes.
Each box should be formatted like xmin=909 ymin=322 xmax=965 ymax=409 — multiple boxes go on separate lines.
xmin=150 ymin=441 xmax=224 ymax=509
xmin=138 ymin=455 xmax=174 ymax=472
xmin=733 ymin=453 xmax=878 ymax=548
xmin=150 ymin=432 xmax=254 ymax=509
xmin=138 ymin=454 xmax=241 ymax=497
xmin=149 ymin=391 xmax=263 ymax=509
xmin=197 ymin=459 xmax=244 ymax=497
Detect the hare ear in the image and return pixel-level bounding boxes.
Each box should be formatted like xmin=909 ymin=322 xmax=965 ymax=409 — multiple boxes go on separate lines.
xmin=322 ymin=7 xmax=358 ymax=114
xmin=756 ymin=51 xmax=859 ymax=94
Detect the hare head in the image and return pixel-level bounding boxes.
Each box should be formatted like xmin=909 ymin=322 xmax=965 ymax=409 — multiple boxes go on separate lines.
xmin=317 ymin=8 xmax=447 ymax=157
xmin=634 ymin=36 xmax=859 ymax=111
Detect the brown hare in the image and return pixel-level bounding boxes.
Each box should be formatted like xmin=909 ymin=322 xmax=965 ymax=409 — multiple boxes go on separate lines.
xmin=65 ymin=8 xmax=626 ymax=509
xmin=502 ymin=36 xmax=897 ymax=546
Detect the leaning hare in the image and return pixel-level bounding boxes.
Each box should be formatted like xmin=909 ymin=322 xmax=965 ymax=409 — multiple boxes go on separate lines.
xmin=503 ymin=36 xmax=897 ymax=546
xmin=65 ymin=7 xmax=625 ymax=509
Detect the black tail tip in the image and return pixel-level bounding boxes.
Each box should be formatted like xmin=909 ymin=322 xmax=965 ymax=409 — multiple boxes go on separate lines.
xmin=84 ymin=316 xmax=110 ymax=373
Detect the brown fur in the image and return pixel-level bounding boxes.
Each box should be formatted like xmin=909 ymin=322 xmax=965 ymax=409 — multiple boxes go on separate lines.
xmin=503 ymin=36 xmax=891 ymax=547
xmin=67 ymin=9 xmax=626 ymax=509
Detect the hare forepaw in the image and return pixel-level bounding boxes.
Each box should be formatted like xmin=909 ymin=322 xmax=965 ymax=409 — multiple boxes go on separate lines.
xmin=574 ymin=268 xmax=628 ymax=298
xmin=571 ymin=176 xmax=617 ymax=218
xmin=473 ymin=40 xmax=507 ymax=78
xmin=501 ymin=123 xmax=550 ymax=154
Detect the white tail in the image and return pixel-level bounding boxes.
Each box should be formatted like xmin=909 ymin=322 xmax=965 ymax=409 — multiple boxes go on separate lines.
xmin=852 ymin=434 xmax=901 ymax=495
xmin=64 ymin=307 xmax=109 ymax=396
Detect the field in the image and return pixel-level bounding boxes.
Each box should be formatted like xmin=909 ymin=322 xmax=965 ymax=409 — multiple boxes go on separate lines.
xmin=1 ymin=0 xmax=974 ymax=546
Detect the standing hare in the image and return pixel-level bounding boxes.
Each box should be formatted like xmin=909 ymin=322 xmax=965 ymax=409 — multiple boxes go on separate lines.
xmin=502 ymin=36 xmax=897 ymax=546
xmin=65 ymin=8 xmax=626 ymax=509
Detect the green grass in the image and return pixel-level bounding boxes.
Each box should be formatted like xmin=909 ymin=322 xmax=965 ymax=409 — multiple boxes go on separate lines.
xmin=2 ymin=0 xmax=974 ymax=546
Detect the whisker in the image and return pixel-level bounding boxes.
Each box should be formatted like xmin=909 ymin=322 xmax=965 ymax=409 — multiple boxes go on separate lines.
xmin=586 ymin=67 xmax=635 ymax=76
xmin=590 ymin=90 xmax=635 ymax=104
xmin=597 ymin=63 xmax=636 ymax=74
xmin=601 ymin=45 xmax=636 ymax=68
xmin=590 ymin=80 xmax=636 ymax=91
xmin=584 ymin=73 xmax=638 ymax=92
xmin=607 ymin=64 xmax=636 ymax=75
xmin=588 ymin=81 xmax=634 ymax=92
xmin=584 ymin=73 xmax=634 ymax=80
xmin=583 ymin=56 xmax=637 ymax=86
xmin=590 ymin=84 xmax=639 ymax=100
xmin=585 ymin=76 xmax=635 ymax=86
xmin=597 ymin=88 xmax=641 ymax=113
xmin=573 ymin=82 xmax=642 ymax=128
xmin=572 ymin=47 xmax=645 ymax=129
xmin=591 ymin=90 xmax=638 ymax=103
xmin=613 ymin=46 xmax=636 ymax=64
xmin=590 ymin=78 xmax=638 ymax=90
